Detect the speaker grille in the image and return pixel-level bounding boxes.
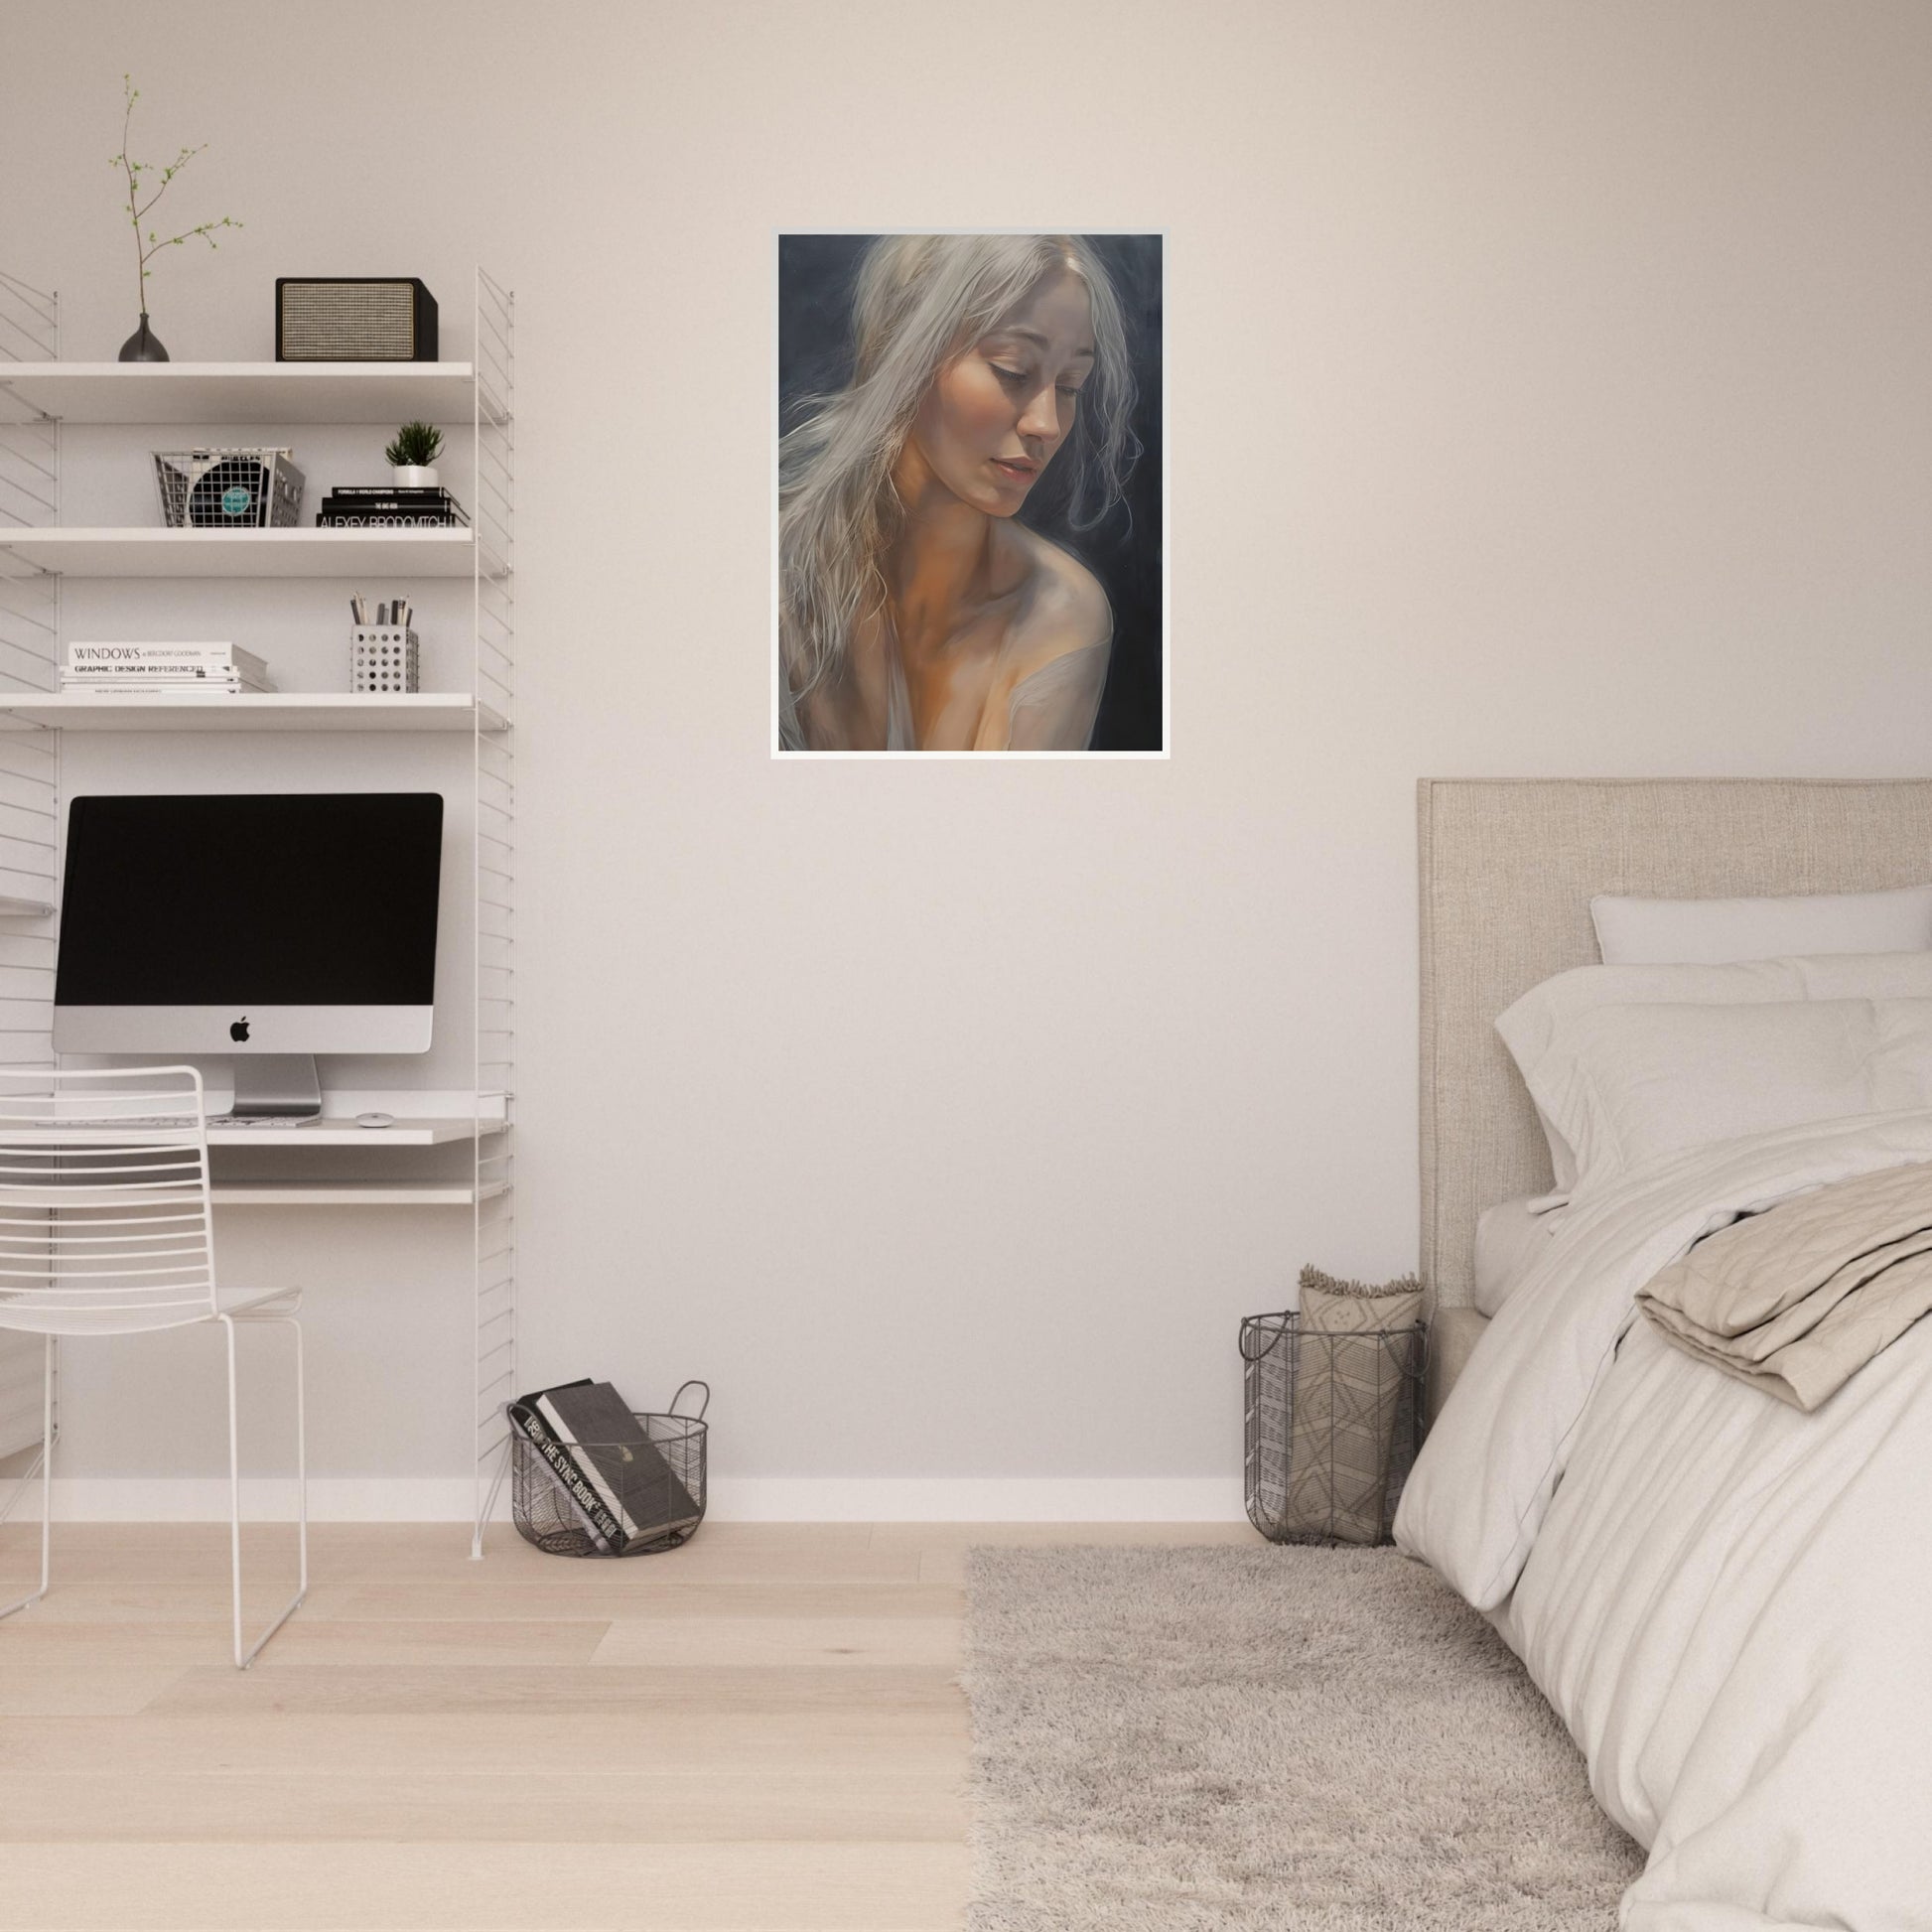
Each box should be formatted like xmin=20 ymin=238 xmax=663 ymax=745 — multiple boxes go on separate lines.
xmin=279 ymin=282 xmax=421 ymax=360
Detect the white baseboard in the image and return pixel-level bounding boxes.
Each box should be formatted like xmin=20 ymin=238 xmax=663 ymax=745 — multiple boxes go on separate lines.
xmin=707 ymin=1478 xmax=1247 ymax=1522
xmin=33 ymin=1478 xmax=498 ymax=1523
xmin=15 ymin=1475 xmax=1247 ymax=1525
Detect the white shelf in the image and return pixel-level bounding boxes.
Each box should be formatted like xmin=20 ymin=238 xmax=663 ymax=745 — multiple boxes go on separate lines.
xmin=0 ymin=526 xmax=481 ymax=579
xmin=0 ymin=692 xmax=505 ymax=733
xmin=12 ymin=1118 xmax=486 ymax=1150
xmin=206 ymin=1117 xmax=483 ymax=1148
xmin=210 ymin=1179 xmax=505 ymax=1208
xmin=0 ymin=361 xmax=483 ymax=426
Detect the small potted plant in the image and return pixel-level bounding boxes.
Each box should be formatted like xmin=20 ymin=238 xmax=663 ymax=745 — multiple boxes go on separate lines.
xmin=384 ymin=421 xmax=444 ymax=488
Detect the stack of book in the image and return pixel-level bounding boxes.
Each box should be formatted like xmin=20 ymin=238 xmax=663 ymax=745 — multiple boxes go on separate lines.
xmin=64 ymin=642 xmax=274 ymax=695
xmin=509 ymin=1379 xmax=704 ymax=1555
xmin=316 ymin=485 xmax=469 ymax=529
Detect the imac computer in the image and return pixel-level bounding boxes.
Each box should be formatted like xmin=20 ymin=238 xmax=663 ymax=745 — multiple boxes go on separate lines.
xmin=53 ymin=792 xmax=445 ymax=1121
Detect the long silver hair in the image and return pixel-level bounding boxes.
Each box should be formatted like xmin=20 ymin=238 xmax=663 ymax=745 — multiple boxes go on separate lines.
xmin=778 ymin=234 xmax=1140 ymax=748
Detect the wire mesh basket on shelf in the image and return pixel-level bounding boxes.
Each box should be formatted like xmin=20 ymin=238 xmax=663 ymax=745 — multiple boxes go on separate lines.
xmin=509 ymin=1380 xmax=708 ymax=1558
xmin=1241 ymin=1311 xmax=1424 ymax=1547
xmin=153 ymin=448 xmax=305 ymax=528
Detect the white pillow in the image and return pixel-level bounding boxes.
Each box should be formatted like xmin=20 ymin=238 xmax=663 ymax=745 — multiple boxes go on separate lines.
xmin=1473 ymin=1195 xmax=1560 ymax=1316
xmin=1495 ymin=952 xmax=1932 ymax=1194
xmin=1516 ymin=997 xmax=1932 ymax=1203
xmin=1590 ymin=885 xmax=1932 ymax=965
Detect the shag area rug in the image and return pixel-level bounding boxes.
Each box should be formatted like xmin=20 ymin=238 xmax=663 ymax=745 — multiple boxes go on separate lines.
xmin=961 ymin=1545 xmax=1644 ymax=1930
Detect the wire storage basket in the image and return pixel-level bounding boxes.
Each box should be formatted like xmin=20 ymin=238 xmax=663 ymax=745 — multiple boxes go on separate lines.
xmin=510 ymin=1381 xmax=708 ymax=1558
xmin=153 ymin=448 xmax=305 ymax=528
xmin=1241 ymin=1311 xmax=1424 ymax=1547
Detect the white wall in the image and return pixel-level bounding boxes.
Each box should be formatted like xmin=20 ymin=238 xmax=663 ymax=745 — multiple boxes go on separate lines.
xmin=5 ymin=1 xmax=1931 ymax=1514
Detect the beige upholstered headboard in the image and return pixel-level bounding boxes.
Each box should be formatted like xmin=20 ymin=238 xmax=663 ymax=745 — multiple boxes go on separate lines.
xmin=1419 ymin=777 xmax=1932 ymax=1311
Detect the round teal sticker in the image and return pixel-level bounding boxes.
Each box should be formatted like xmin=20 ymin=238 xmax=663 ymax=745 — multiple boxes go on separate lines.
xmin=220 ymin=484 xmax=253 ymax=516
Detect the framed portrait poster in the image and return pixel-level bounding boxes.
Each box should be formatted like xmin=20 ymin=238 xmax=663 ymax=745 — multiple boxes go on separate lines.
xmin=774 ymin=232 xmax=1166 ymax=756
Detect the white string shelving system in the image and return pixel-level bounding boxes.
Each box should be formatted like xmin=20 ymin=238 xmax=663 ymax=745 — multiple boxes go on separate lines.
xmin=0 ymin=269 xmax=62 ymax=1472
xmin=469 ymin=269 xmax=517 ymax=1555
xmin=0 ymin=269 xmax=516 ymax=1553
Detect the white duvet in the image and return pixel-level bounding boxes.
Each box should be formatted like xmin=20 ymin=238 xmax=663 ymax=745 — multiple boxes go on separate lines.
xmin=1396 ymin=1110 xmax=1932 ymax=1931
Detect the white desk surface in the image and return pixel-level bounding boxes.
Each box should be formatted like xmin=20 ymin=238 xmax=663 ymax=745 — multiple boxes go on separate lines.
xmin=10 ymin=1117 xmax=493 ymax=1149
xmin=206 ymin=1117 xmax=488 ymax=1148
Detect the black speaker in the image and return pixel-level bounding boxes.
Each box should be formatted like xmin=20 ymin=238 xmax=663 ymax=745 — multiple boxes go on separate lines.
xmin=275 ymin=278 xmax=439 ymax=361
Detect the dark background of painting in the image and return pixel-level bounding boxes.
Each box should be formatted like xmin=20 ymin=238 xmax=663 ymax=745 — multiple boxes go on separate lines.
xmin=777 ymin=233 xmax=1165 ymax=752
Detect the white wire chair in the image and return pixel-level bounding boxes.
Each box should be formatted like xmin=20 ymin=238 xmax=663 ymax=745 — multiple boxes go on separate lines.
xmin=0 ymin=1065 xmax=306 ymax=1668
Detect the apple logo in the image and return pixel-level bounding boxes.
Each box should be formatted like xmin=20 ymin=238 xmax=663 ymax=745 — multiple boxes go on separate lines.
xmin=230 ymin=1018 xmax=250 ymax=1043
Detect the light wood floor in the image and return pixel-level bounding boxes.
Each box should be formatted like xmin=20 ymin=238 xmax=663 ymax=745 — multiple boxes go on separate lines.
xmin=0 ymin=1519 xmax=1256 ymax=1931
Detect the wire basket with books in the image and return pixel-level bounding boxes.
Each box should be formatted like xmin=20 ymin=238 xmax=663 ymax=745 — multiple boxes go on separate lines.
xmin=507 ymin=1379 xmax=708 ymax=1557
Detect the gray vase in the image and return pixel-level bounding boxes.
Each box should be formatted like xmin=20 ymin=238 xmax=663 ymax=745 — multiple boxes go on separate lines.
xmin=117 ymin=314 xmax=169 ymax=362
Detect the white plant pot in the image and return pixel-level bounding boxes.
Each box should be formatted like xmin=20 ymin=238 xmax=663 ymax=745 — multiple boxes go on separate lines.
xmin=392 ymin=465 xmax=439 ymax=488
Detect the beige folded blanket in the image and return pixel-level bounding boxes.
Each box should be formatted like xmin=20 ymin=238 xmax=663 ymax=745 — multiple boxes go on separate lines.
xmin=1638 ymin=1159 xmax=1932 ymax=1410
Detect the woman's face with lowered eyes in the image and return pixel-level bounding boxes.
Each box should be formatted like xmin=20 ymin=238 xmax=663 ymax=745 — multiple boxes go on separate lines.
xmin=906 ymin=267 xmax=1096 ymax=518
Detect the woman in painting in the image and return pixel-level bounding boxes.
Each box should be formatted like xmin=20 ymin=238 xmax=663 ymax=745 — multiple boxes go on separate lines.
xmin=779 ymin=234 xmax=1141 ymax=753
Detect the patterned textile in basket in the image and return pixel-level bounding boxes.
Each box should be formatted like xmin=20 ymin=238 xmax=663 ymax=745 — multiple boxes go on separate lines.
xmin=1242 ymin=1273 xmax=1425 ymax=1548
xmin=1287 ymin=1269 xmax=1424 ymax=1544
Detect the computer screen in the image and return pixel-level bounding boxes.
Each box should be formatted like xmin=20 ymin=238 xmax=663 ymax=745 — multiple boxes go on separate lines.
xmin=54 ymin=792 xmax=444 ymax=1056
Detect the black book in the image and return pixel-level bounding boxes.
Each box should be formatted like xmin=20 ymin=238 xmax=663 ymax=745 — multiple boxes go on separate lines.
xmin=321 ymin=487 xmax=467 ymax=516
xmin=317 ymin=510 xmax=469 ymax=528
xmin=320 ymin=501 xmax=468 ymax=518
xmin=327 ymin=484 xmax=461 ymax=500
xmin=322 ymin=502 xmax=466 ymax=517
xmin=507 ymin=1380 xmax=620 ymax=1550
xmin=535 ymin=1380 xmax=702 ymax=1553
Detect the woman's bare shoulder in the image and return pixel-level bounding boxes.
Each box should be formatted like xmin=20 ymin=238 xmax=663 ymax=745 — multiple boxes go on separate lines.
xmin=1007 ymin=527 xmax=1113 ymax=667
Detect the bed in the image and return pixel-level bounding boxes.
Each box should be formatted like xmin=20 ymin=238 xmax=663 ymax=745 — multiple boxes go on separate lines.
xmin=1397 ymin=776 xmax=1932 ymax=1932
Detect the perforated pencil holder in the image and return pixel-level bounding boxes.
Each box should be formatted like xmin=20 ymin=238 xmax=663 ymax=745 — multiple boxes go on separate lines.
xmin=350 ymin=626 xmax=419 ymax=693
